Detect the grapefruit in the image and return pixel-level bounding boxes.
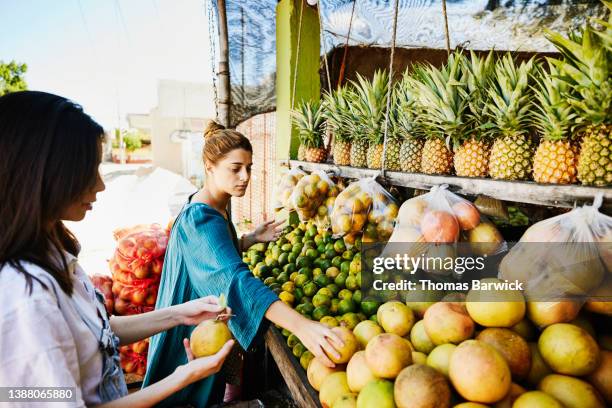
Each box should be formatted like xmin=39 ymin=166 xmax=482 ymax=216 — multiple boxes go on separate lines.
xmin=476 ymin=328 xmax=531 ymax=379
xmin=333 ymin=393 xmax=357 ymax=408
xmin=353 ymin=320 xmax=384 ymax=348
xmin=320 ymin=372 xmax=351 ymax=408
xmin=512 ymin=391 xmax=562 ymax=408
xmin=426 ymin=344 xmax=457 ymax=378
xmin=526 ymin=342 xmax=552 ymax=387
xmin=539 ymin=374 xmax=605 ymax=408
xmin=365 ymin=333 xmax=413 ymax=379
xmin=410 ymin=320 xmax=435 ymax=354
xmin=190 ymin=320 xmax=232 ymax=358
xmin=465 ymin=279 xmax=525 ymax=327
xmin=394 ymin=364 xmax=451 ymax=408
xmin=326 ymin=326 xmax=359 ymax=364
xmin=346 ymin=351 xmax=377 ymax=393
xmin=538 ymin=323 xmax=600 ymax=376
xmin=424 ymin=302 xmax=475 ymax=345
xmin=449 ymin=340 xmax=511 ymax=404
xmin=307 ymin=357 xmax=344 ymax=391
xmin=586 ymin=350 xmax=612 ymax=404
xmin=377 ymin=301 xmax=415 ymax=337
xmin=356 ymin=379 xmax=396 ymax=408
xmin=527 ymin=301 xmax=581 ymax=328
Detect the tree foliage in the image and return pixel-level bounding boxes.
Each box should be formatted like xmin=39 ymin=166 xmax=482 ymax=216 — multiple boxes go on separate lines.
xmin=0 ymin=61 xmax=28 ymax=96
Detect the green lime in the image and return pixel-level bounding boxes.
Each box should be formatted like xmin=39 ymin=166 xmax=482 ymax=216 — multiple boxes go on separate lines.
xmin=340 ymin=261 xmax=350 ymax=275
xmin=297 ymin=267 xmax=312 ymax=279
xmin=312 ymin=305 xmax=331 ymax=321
xmin=334 ymin=239 xmax=346 ymax=253
xmin=324 ymin=249 xmax=337 ymax=260
xmin=289 ymin=271 xmax=299 ymax=282
xmin=291 ymin=243 xmax=303 ymax=255
xmin=326 ymin=283 xmax=340 ymax=296
xmin=330 ymin=298 xmax=340 ymax=314
xmin=281 ymin=281 xmax=295 ymax=293
xmin=355 ymin=236 xmax=362 ymax=250
xmin=287 ymin=334 xmax=300 ymax=348
xmin=312 ymin=293 xmax=331 ymax=308
xmin=335 ymin=272 xmax=348 ymax=287
xmin=279 ymin=291 xmax=295 ymax=305
xmin=317 ymin=287 xmax=334 ymax=298
xmin=263 ymin=277 xmax=276 ymax=286
xmin=353 ymin=289 xmax=362 ymax=304
xmin=278 ymin=252 xmax=289 ymax=266
xmin=293 ymin=288 xmax=304 ymax=302
xmin=338 ymin=289 xmax=353 ymax=301
xmin=320 ymin=316 xmax=339 ymax=327
xmin=277 ymin=272 xmax=289 ymax=284
xmin=307 ymin=224 xmax=317 ymax=238
xmin=301 ymin=302 xmax=314 ymax=315
xmin=325 ymin=243 xmax=335 ymax=252
xmin=305 ymin=248 xmax=319 ymax=259
xmin=314 ymin=274 xmax=331 ymax=287
xmin=317 ymin=243 xmax=326 ymax=254
xmin=356 ymin=272 xmax=362 ymax=287
xmin=287 ymin=252 xmax=298 ymax=264
xmin=331 ymin=256 xmax=343 ymax=268
xmin=312 ymin=267 xmax=323 ymax=278
xmin=296 ymin=256 xmax=312 ymax=269
xmin=360 ymin=299 xmax=380 ymax=317
xmin=251 ymin=253 xmax=264 ymax=265
xmin=369 ymin=314 xmax=379 ymax=324
xmin=350 ymin=259 xmax=361 ymax=274
xmin=294 ymin=274 xmax=310 ymax=288
xmin=272 ymin=267 xmax=282 ymax=277
xmin=281 ymin=328 xmax=292 ymax=337
xmin=284 ymin=263 xmax=297 ymax=274
xmin=292 ymin=343 xmax=306 ymax=358
xmin=300 ymin=351 xmax=315 ymax=370
xmin=281 ymin=243 xmax=292 ymax=252
xmin=340 ymin=313 xmax=360 ymax=330
xmin=326 ymin=266 xmax=340 ymax=279
xmin=268 ymin=283 xmax=281 ymax=292
xmin=303 ymin=282 xmax=318 ymax=297
xmin=345 ymin=275 xmax=359 ymax=291
xmin=320 ymin=259 xmax=332 ymax=271
xmin=338 ymin=299 xmax=357 ymax=314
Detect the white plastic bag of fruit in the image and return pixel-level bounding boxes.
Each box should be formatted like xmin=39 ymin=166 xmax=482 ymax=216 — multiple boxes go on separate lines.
xmin=331 ymin=177 xmax=398 ymax=242
xmin=313 ymin=184 xmax=344 ymax=232
xmin=499 ymin=194 xmax=611 ymax=301
xmin=273 ymin=167 xmax=306 ymax=211
xmin=290 ymin=170 xmax=339 ymax=223
xmin=387 ymin=184 xmax=506 ymax=256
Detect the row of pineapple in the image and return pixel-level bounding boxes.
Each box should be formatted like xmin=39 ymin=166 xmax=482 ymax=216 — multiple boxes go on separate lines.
xmin=293 ymin=12 xmax=611 ymax=187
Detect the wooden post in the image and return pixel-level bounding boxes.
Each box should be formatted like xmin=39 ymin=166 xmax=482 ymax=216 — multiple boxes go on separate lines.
xmin=276 ymin=0 xmax=321 ymax=163
xmin=217 ymin=0 xmax=231 ymax=127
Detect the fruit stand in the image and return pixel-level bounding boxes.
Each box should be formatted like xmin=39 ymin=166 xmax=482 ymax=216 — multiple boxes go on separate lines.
xmin=242 ymin=0 xmax=612 ymax=407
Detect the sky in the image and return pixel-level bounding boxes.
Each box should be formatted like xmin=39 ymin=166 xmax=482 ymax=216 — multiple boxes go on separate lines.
xmin=0 ymin=0 xmax=215 ymax=129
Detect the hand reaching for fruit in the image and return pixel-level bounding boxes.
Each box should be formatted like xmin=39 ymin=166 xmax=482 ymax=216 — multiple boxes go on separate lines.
xmin=177 ymin=337 xmax=235 ymax=384
xmin=294 ymin=319 xmax=345 ymax=368
xmin=173 ymin=295 xmax=232 ymax=326
xmin=252 ymin=219 xmax=286 ymax=243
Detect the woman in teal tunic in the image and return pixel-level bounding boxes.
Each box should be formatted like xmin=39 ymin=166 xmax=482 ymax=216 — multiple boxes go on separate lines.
xmin=144 ymin=121 xmax=343 ymax=407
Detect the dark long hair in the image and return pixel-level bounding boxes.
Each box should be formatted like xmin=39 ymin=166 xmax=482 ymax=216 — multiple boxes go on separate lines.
xmin=0 ymin=91 xmax=104 ymax=295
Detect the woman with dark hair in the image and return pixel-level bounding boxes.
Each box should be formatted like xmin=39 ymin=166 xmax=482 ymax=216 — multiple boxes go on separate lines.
xmin=144 ymin=121 xmax=344 ymax=407
xmin=0 ymin=91 xmax=236 ymax=407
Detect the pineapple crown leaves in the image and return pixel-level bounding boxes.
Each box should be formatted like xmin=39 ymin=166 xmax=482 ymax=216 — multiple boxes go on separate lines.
xmin=545 ymin=22 xmax=612 ymax=126
xmin=291 ymin=99 xmax=325 ymax=148
xmin=531 ymin=62 xmax=578 ymax=142
xmin=462 ymin=50 xmax=496 ymax=135
xmin=484 ymin=53 xmax=536 ymax=136
xmin=406 ymin=52 xmax=471 ymax=145
xmin=348 ymin=70 xmax=391 ymax=145
xmin=322 ymin=85 xmax=354 ymax=143
xmin=389 ymin=74 xmax=424 ymax=141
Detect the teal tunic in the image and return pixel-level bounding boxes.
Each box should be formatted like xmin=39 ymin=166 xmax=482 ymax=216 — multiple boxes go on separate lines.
xmin=142 ymin=202 xmax=279 ymax=407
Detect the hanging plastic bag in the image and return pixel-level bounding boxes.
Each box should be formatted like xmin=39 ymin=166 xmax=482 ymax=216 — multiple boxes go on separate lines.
xmin=499 ymin=194 xmax=611 ymax=302
xmin=290 ymin=170 xmax=339 ymax=223
xmin=382 ymin=185 xmax=506 ymax=276
xmin=273 ymin=167 xmax=306 ymax=211
xmin=314 ymin=184 xmax=344 ymax=232
xmin=331 ymin=177 xmax=398 ymax=242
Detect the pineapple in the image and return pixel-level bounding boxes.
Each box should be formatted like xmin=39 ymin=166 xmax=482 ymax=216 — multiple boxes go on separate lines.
xmin=455 ymin=51 xmax=496 ymax=177
xmin=532 ymin=63 xmax=579 ymax=184
xmin=545 ymin=13 xmax=612 ymax=186
xmin=292 ymin=100 xmax=327 ymax=163
xmin=349 ymin=137 xmax=369 ymax=168
xmin=421 ymin=138 xmax=454 ymax=175
xmin=297 ymin=144 xmax=306 ymax=161
xmin=407 ymin=56 xmax=469 ymax=175
xmin=349 ymin=71 xmax=398 ymax=170
xmin=323 ymin=86 xmax=353 ymax=166
xmin=393 ymin=73 xmax=424 ymax=172
xmin=486 ymin=54 xmax=536 ymax=180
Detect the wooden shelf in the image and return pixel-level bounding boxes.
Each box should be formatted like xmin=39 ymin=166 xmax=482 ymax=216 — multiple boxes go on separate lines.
xmin=290 ymin=160 xmax=612 ymax=210
xmin=265 ymin=327 xmax=321 ymax=408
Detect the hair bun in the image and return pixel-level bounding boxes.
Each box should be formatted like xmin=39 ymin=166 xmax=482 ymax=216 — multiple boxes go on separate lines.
xmin=204 ymin=120 xmax=225 ymax=139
